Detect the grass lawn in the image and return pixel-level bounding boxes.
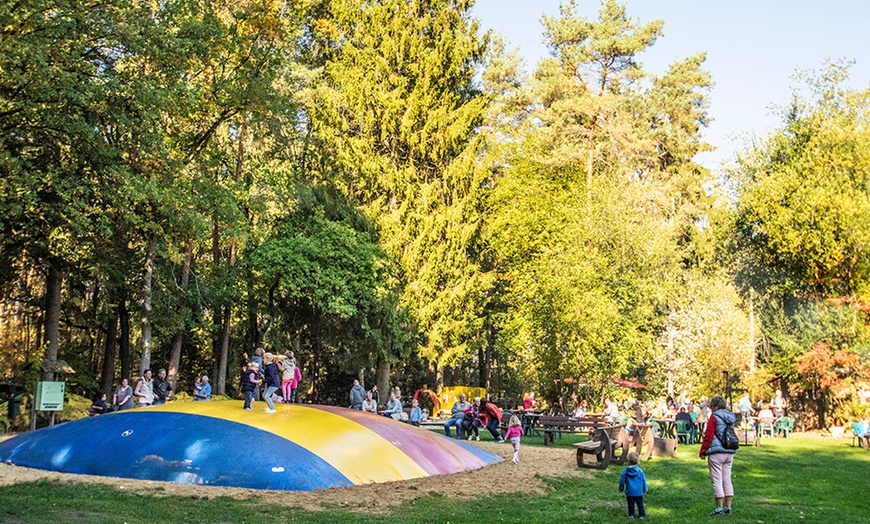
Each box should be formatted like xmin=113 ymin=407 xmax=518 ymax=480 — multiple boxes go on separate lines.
xmin=0 ymin=434 xmax=867 ymax=523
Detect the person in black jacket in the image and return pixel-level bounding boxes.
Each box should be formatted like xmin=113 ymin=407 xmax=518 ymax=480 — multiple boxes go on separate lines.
xmin=153 ymin=369 xmax=172 ymax=405
xmin=262 ymin=353 xmax=281 ymax=413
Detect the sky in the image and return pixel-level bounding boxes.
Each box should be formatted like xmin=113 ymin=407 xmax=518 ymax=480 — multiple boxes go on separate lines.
xmin=471 ymin=0 xmax=870 ymax=170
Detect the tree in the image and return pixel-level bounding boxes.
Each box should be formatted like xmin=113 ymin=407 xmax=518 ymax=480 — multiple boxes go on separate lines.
xmin=309 ymin=0 xmax=492 ymax=390
xmin=723 ymin=61 xmax=870 ymax=424
xmin=484 ymin=1 xmax=713 ymax=401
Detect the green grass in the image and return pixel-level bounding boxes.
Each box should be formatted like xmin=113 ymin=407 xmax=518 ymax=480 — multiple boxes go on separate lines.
xmin=1 ymin=435 xmax=868 ymax=523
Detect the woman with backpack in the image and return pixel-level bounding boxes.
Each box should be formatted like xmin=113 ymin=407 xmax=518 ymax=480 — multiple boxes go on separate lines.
xmin=699 ymin=395 xmax=739 ymax=516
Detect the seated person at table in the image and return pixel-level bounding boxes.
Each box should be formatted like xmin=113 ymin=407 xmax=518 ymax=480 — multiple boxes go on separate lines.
xmin=444 ymin=393 xmax=471 ymax=438
xmin=757 ymin=405 xmax=775 ymax=424
xmin=757 ymin=405 xmax=775 ymax=436
xmin=675 ymin=407 xmax=696 ymax=443
xmin=573 ymin=400 xmax=588 ymax=418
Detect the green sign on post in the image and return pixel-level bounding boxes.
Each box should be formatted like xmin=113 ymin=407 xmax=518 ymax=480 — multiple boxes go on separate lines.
xmin=35 ymin=381 xmax=65 ymax=411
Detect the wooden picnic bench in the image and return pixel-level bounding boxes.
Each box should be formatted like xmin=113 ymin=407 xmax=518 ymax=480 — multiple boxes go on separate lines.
xmin=572 ymin=425 xmax=630 ymax=470
xmin=538 ymin=416 xmax=612 ymax=445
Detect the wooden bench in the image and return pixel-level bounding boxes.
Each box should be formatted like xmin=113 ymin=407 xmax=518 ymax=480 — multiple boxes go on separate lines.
xmin=539 ymin=416 xmax=612 ymax=445
xmin=572 ymin=425 xmax=630 ymax=470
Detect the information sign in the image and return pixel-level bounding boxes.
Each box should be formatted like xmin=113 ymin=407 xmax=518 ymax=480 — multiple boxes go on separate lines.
xmin=35 ymin=381 xmax=65 ymax=411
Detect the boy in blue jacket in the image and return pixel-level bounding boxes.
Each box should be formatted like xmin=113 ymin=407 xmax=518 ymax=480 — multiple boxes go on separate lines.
xmin=618 ymin=451 xmax=648 ymax=519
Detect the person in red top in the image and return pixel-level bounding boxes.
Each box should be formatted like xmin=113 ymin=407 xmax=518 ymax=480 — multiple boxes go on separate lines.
xmin=699 ymin=396 xmax=738 ymax=516
xmin=523 ymin=392 xmax=536 ymax=411
xmin=480 ymin=399 xmax=504 ymax=442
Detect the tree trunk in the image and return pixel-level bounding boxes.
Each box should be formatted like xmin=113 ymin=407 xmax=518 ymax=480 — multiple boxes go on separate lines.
xmin=41 ymin=260 xmax=63 ymax=381
xmin=586 ymin=137 xmax=594 ymax=202
xmin=119 ymin=298 xmax=132 ymax=381
xmin=211 ymin=215 xmax=222 ymax=388
xmin=99 ymin=311 xmax=118 ymax=393
xmin=246 ymin=273 xmax=259 ymax=351
xmin=217 ymin=304 xmax=231 ymax=395
xmin=480 ymin=320 xmax=495 ymax=391
xmin=139 ymin=235 xmax=156 ymax=376
xmin=376 ymin=355 xmax=391 ymax=408
xmin=168 ymin=240 xmax=193 ymax=392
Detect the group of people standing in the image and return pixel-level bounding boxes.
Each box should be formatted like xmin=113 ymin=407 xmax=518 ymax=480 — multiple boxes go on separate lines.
xmin=240 ymin=348 xmax=302 ymax=412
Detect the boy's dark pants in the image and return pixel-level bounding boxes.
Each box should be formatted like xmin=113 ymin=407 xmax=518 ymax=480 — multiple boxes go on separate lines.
xmin=626 ymin=495 xmax=645 ymax=517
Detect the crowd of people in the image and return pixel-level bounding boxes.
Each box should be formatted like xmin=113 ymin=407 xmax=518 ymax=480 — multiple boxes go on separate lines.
xmin=83 ymin=369 xmax=760 ymax=517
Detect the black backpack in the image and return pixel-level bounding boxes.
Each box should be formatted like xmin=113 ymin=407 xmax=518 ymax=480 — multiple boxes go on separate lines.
xmin=715 ymin=412 xmax=740 ymax=451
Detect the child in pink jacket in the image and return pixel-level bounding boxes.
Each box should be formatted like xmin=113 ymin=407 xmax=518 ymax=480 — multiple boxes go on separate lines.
xmin=504 ymin=415 xmax=524 ymax=464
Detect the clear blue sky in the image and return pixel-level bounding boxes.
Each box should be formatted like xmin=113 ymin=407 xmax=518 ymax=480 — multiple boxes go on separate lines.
xmin=471 ymin=0 xmax=870 ymax=170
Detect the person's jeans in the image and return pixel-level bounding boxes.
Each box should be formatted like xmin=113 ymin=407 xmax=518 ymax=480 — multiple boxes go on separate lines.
xmin=264 ymin=386 xmax=278 ymax=411
xmin=153 ymin=400 xmax=165 ymax=406
xmin=444 ymin=417 xmax=463 ymax=437
xmin=243 ymin=390 xmax=254 ymax=409
xmin=626 ymin=495 xmax=645 ymax=517
xmin=486 ymin=418 xmax=500 ymax=439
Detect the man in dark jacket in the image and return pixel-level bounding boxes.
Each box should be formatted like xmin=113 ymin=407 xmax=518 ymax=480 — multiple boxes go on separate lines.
xmin=153 ymin=369 xmax=172 ymax=405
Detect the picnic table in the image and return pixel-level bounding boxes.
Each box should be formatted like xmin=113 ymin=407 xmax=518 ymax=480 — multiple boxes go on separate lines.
xmin=650 ymin=418 xmax=675 ymax=439
xmin=630 ymin=423 xmax=655 ymax=461
xmin=539 ymin=415 xmax=613 ymax=445
xmin=572 ymin=425 xmax=630 ymax=470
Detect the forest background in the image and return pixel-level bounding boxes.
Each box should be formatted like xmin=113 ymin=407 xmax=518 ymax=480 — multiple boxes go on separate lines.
xmin=2 ymin=0 xmax=869 ymax=429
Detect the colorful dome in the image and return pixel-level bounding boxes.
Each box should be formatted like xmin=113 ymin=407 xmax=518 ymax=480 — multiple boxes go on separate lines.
xmin=0 ymin=401 xmax=501 ymax=490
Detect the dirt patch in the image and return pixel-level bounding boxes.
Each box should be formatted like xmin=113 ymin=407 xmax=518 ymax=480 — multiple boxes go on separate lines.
xmin=0 ymin=435 xmax=593 ymax=514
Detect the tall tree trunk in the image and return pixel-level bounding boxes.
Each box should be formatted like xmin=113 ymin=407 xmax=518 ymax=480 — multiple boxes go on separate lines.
xmin=218 ymin=304 xmax=231 ymax=395
xmin=376 ymin=354 xmax=391 ymax=408
xmin=479 ymin=319 xmax=495 ymax=391
xmin=100 ymin=311 xmax=118 ymax=393
xmin=216 ymin=239 xmax=237 ymax=396
xmin=246 ymin=273 xmax=259 ymax=351
xmin=168 ymin=240 xmax=192 ymax=392
xmin=748 ymin=287 xmax=756 ymax=372
xmin=41 ymin=260 xmax=63 ymax=381
xmin=211 ymin=215 xmax=222 ymax=387
xmin=119 ymin=297 xmax=132 ymax=380
xmin=139 ymin=235 xmax=156 ymax=376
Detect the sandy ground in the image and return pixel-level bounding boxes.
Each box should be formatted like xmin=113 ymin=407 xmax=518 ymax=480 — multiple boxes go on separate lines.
xmin=0 ymin=434 xmax=593 ymax=514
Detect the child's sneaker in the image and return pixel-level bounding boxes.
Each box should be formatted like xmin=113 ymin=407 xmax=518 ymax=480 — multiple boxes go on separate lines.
xmin=476 ymin=435 xmax=480 ymax=441
xmin=710 ymin=508 xmax=725 ymax=516
xmin=723 ymin=507 xmax=731 ymax=515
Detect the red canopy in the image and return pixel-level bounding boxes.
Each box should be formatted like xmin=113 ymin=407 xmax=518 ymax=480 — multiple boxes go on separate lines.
xmin=611 ymin=377 xmax=648 ymax=389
